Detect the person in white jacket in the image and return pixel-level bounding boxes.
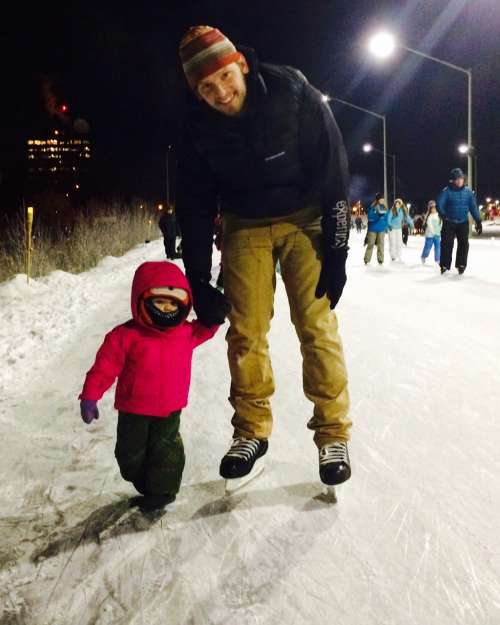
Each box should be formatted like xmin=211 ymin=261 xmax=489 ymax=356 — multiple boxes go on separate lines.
xmin=387 ymin=198 xmax=414 ymax=262
xmin=421 ymin=200 xmax=442 ymax=264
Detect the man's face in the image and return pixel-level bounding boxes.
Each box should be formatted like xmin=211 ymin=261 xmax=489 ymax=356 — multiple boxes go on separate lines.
xmin=454 ymin=177 xmax=465 ymax=188
xmin=197 ymin=60 xmax=249 ymax=116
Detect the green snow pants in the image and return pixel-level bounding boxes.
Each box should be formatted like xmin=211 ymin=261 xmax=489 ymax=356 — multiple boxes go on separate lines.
xmin=114 ymin=410 xmax=185 ymax=496
xmin=222 ymin=205 xmax=351 ymax=448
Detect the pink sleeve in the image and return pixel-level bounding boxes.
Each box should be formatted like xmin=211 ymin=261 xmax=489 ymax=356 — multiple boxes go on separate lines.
xmin=191 ymin=320 xmax=221 ymax=348
xmin=79 ymin=328 xmax=127 ymax=401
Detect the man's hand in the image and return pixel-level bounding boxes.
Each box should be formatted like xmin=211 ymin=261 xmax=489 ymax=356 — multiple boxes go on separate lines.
xmin=80 ymin=399 xmax=99 ymax=424
xmin=475 ymin=220 xmax=482 ymax=235
xmin=315 ymin=247 xmax=348 ymax=310
xmin=190 ymin=279 xmax=231 ymax=326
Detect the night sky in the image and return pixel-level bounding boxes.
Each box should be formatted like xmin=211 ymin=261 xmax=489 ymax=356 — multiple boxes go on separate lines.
xmin=2 ymin=0 xmax=500 ymax=213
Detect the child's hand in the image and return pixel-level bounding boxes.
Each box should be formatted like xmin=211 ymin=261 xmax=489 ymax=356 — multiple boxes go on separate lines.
xmin=80 ymin=399 xmax=99 ymax=424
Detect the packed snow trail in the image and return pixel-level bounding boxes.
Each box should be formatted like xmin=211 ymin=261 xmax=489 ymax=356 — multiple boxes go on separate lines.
xmin=1 ymin=231 xmax=500 ymax=625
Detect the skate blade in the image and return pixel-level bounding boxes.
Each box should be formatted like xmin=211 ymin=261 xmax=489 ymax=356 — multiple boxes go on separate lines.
xmin=224 ymin=460 xmax=265 ymax=495
xmin=318 ymin=484 xmax=339 ymax=504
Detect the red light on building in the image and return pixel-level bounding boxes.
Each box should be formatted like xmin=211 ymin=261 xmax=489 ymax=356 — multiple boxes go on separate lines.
xmin=60 ymin=104 xmax=68 ymax=113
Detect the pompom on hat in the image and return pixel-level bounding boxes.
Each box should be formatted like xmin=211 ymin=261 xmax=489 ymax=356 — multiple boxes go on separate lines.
xmin=179 ymin=26 xmax=242 ymax=89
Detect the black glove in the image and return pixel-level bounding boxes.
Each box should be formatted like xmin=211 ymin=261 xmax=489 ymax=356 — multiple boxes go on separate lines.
xmin=190 ymin=278 xmax=231 ymax=326
xmin=475 ymin=220 xmax=482 ymax=235
xmin=315 ymin=247 xmax=348 ymax=310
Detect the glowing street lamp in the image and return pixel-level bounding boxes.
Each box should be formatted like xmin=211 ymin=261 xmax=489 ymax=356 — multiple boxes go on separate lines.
xmin=486 ymin=197 xmax=491 ymax=203
xmin=368 ymin=30 xmax=474 ymax=191
xmin=368 ymin=32 xmax=397 ymax=59
xmin=458 ymin=144 xmax=469 ymax=155
xmin=362 ymin=143 xmax=373 ymax=153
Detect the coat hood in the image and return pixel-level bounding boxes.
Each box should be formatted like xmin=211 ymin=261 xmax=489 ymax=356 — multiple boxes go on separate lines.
xmin=131 ymin=262 xmax=192 ymax=325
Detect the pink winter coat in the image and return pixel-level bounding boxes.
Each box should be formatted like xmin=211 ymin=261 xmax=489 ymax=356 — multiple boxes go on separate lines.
xmin=79 ymin=261 xmax=219 ymax=417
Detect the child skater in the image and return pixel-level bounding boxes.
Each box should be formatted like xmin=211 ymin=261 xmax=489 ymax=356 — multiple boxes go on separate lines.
xmin=79 ymin=261 xmax=225 ymax=512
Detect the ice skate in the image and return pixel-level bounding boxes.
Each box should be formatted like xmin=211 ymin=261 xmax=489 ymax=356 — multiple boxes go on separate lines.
xmin=139 ymin=493 xmax=176 ymax=513
xmin=224 ymin=461 xmax=266 ymax=494
xmin=319 ymin=442 xmax=351 ymax=492
xmin=220 ymin=437 xmax=268 ymax=494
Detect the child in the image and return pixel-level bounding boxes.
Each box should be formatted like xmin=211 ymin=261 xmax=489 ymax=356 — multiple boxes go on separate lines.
xmin=421 ymin=200 xmax=442 ymax=264
xmin=79 ymin=261 xmax=222 ymax=512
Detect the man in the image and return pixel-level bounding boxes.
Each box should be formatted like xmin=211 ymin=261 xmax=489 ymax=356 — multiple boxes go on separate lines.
xmin=364 ymin=193 xmax=388 ymax=265
xmin=175 ymin=26 xmax=351 ymax=487
xmin=158 ymin=206 xmax=179 ymax=259
xmin=436 ymin=167 xmax=482 ymax=275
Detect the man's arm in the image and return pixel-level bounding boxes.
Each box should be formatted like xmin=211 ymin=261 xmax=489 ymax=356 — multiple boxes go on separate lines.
xmin=299 ymin=82 xmax=351 ymax=250
xmin=468 ymin=190 xmax=481 ymax=223
xmin=436 ymin=188 xmax=447 ymax=219
xmin=176 ymin=127 xmax=231 ymax=325
xmin=175 ymin=128 xmax=218 ymax=282
xmin=299 ymin=82 xmax=350 ymax=309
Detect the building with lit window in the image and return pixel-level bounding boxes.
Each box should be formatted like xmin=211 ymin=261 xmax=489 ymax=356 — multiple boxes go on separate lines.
xmin=26 ymin=129 xmax=91 ymax=193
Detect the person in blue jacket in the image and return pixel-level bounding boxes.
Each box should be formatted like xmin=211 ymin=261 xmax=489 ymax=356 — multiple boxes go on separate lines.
xmin=364 ymin=193 xmax=389 ymax=265
xmin=387 ymin=198 xmax=414 ymax=262
xmin=436 ymin=168 xmax=482 ymax=275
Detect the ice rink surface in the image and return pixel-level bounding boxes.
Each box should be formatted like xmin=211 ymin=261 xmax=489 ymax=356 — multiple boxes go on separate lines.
xmin=1 ymin=227 xmax=499 ymax=625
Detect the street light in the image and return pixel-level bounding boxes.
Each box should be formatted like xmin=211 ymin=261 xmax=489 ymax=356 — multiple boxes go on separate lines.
xmin=327 ymin=96 xmax=388 ymax=205
xmin=368 ymin=32 xmax=397 ymax=59
xmin=368 ymin=30 xmax=474 ymax=190
xmin=486 ymin=197 xmax=491 ymax=203
xmin=362 ymin=143 xmax=397 ymax=204
xmin=458 ymin=144 xmax=469 ymax=155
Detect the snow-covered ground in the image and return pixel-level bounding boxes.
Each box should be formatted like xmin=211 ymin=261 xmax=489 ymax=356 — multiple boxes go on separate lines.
xmin=1 ymin=231 xmax=499 ymax=625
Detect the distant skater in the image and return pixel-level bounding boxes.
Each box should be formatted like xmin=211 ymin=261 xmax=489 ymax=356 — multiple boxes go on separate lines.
xmin=364 ymin=193 xmax=388 ymax=265
xmin=387 ymin=198 xmax=414 ymax=262
xmin=436 ymin=167 xmax=482 ymax=275
xmin=421 ymin=200 xmax=442 ymax=265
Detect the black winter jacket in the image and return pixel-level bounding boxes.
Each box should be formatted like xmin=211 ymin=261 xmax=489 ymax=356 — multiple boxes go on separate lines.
xmin=158 ymin=213 xmax=178 ymax=239
xmin=176 ymin=48 xmax=350 ymax=281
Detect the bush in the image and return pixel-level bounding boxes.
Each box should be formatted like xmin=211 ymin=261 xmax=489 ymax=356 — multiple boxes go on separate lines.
xmin=0 ymin=202 xmax=158 ymax=283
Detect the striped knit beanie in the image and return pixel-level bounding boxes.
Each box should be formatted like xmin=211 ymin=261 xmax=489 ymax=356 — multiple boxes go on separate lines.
xmin=179 ymin=26 xmax=241 ymax=89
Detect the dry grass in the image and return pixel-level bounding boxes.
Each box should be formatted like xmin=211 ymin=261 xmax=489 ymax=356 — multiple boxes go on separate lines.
xmin=0 ymin=203 xmax=159 ymax=283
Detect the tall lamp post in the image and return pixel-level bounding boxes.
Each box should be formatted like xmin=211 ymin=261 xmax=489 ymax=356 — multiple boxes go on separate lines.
xmin=363 ymin=143 xmax=397 ymax=205
xmin=323 ymin=95 xmax=388 ymax=206
xmin=368 ymin=32 xmax=474 ymax=191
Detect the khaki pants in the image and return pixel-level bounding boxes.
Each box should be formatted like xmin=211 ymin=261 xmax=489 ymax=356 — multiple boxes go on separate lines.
xmin=222 ymin=206 xmax=351 ymax=448
xmin=364 ymin=231 xmax=385 ymax=264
